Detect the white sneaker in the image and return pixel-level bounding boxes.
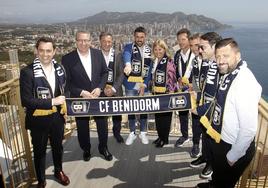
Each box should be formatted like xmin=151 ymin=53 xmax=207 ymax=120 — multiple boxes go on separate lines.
xmin=125 ymin=132 xmax=137 ymax=145
xmin=139 ymin=132 xmax=149 ymax=144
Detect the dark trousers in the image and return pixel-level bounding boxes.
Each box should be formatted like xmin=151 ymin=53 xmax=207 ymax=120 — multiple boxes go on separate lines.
xmin=0 ymin=175 xmax=4 ymax=188
xmin=192 ymin=113 xmax=202 ymax=145
xmin=209 ymin=139 xmax=255 ymax=188
xmin=179 ymin=111 xmax=202 ymax=145
xmin=179 ymin=110 xmax=189 ymax=138
xmin=201 ymin=127 xmax=212 ymax=163
xmin=112 ymin=115 xmax=122 ymax=136
xmin=30 ymin=112 xmax=64 ymax=183
xmin=76 ymin=116 xmax=108 ymax=152
xmin=155 ymin=112 xmax=172 ymax=143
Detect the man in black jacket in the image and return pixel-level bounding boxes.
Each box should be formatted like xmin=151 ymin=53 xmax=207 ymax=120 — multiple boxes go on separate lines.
xmin=99 ymin=32 xmax=125 ymax=143
xmin=20 ymin=37 xmax=70 ymax=187
xmin=62 ymin=31 xmax=113 ymax=161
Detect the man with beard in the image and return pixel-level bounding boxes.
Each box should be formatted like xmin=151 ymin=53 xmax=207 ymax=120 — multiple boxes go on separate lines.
xmin=123 ymin=26 xmax=153 ymax=145
xmin=196 ymin=38 xmax=261 ymax=188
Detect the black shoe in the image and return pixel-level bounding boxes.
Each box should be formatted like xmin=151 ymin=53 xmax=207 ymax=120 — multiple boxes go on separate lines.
xmin=114 ymin=134 xmax=124 ymax=143
xmin=155 ymin=140 xmax=168 ymax=148
xmin=152 ymin=137 xmax=161 ymax=145
xmin=190 ymin=144 xmax=201 ymax=158
xmin=200 ymin=163 xmax=213 ymax=179
xmin=190 ymin=155 xmax=206 ymax=168
xmin=83 ymin=151 xmax=91 ymax=161
xmin=196 ymin=182 xmax=212 ymax=188
xmin=174 ymin=136 xmax=189 ymax=147
xmin=99 ymin=147 xmax=113 ymax=161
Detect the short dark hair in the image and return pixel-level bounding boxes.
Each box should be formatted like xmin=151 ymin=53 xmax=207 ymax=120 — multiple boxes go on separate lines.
xmin=189 ymin=33 xmax=201 ymax=40
xmin=200 ymin=32 xmax=222 ymax=46
xmin=134 ymin=26 xmax=146 ymax=34
xmin=176 ymin=28 xmax=191 ymax=38
xmin=215 ymin=38 xmax=240 ymax=52
xmin=99 ymin=31 xmax=113 ymax=40
xmin=35 ymin=37 xmax=55 ymax=49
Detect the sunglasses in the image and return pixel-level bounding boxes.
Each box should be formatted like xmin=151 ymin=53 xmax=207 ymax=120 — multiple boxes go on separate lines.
xmin=198 ymin=45 xmax=205 ymax=50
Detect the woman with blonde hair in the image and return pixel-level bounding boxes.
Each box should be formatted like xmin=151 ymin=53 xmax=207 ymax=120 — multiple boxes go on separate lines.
xmin=152 ymin=39 xmax=178 ymax=147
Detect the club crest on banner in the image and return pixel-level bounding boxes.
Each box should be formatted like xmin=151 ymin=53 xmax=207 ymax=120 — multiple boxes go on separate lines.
xmin=71 ymin=101 xmax=90 ymax=114
xmin=168 ymin=95 xmax=187 ymax=109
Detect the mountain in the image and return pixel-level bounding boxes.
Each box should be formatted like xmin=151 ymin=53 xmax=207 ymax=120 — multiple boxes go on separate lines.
xmin=69 ymin=11 xmax=230 ymax=31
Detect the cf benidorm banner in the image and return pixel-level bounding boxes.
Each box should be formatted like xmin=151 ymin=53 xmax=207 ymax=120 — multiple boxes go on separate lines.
xmin=66 ymin=93 xmax=193 ymax=117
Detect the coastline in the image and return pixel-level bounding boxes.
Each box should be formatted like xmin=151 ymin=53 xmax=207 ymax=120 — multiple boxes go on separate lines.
xmin=219 ymin=24 xmax=268 ymax=100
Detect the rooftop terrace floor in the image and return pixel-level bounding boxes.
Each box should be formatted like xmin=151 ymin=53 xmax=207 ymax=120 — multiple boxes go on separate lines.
xmin=30 ymin=130 xmax=208 ymax=188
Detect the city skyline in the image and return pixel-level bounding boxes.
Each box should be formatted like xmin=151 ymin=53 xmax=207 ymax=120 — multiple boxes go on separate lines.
xmin=1 ymin=0 xmax=268 ymax=24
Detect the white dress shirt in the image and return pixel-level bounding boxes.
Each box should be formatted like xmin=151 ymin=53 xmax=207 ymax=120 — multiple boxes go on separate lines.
xmin=178 ymin=48 xmax=195 ymax=79
xmin=77 ymin=49 xmax=92 ymax=81
xmin=42 ymin=64 xmax=55 ymax=95
xmin=221 ymin=63 xmax=262 ymax=163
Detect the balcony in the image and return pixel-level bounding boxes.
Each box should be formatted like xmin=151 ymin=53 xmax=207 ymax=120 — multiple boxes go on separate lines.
xmin=0 ymin=79 xmax=268 ymax=188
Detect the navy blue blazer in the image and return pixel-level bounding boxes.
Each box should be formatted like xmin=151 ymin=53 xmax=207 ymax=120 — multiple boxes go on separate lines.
xmin=62 ymin=48 xmax=108 ymax=98
xmin=19 ymin=63 xmax=64 ymax=129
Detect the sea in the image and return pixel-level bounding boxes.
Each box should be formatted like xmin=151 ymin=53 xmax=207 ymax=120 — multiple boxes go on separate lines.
xmin=218 ymin=23 xmax=268 ymax=101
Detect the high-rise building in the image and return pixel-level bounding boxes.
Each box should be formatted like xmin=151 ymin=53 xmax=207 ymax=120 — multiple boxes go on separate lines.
xmin=8 ymin=49 xmax=19 ymax=65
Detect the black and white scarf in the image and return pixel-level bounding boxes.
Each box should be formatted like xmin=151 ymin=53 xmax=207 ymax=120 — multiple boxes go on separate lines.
xmin=200 ymin=60 xmax=244 ymax=143
xmin=192 ymin=56 xmax=203 ymax=89
xmin=199 ymin=60 xmax=212 ymax=90
xmin=128 ymin=43 xmax=151 ymax=83
xmin=153 ymin=55 xmax=168 ymax=93
xmin=32 ymin=58 xmax=66 ymax=116
xmin=199 ymin=61 xmax=219 ymax=106
xmin=106 ymin=48 xmax=115 ymax=87
xmin=174 ymin=49 xmax=193 ymax=84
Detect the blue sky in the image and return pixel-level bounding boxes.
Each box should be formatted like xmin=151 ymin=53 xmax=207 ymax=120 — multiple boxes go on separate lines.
xmin=1 ymin=0 xmax=268 ymax=24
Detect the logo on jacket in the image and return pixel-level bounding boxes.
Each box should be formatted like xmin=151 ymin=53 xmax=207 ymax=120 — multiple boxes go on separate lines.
xmin=155 ymin=70 xmax=165 ymax=84
xmin=213 ymin=104 xmax=221 ymax=126
xmin=37 ymin=87 xmax=51 ymax=99
xmin=132 ymin=59 xmax=141 ymax=74
xmin=107 ymin=69 xmax=113 ymax=82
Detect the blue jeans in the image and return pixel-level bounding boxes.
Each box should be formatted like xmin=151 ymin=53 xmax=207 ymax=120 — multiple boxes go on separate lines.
xmin=125 ymin=89 xmax=148 ymax=132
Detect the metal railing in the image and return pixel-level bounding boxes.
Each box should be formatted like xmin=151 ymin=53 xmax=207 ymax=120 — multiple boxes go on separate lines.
xmin=0 ymin=78 xmax=267 ymax=187
xmin=0 ymin=78 xmax=34 ymax=188
xmin=237 ymin=98 xmax=268 ymax=187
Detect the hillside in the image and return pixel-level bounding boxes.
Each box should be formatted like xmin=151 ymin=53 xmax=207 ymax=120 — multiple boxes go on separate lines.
xmin=69 ymin=11 xmax=230 ymax=31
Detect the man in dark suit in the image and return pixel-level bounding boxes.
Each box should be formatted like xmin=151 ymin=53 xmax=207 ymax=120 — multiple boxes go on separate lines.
xmin=62 ymin=31 xmax=113 ymax=161
xmin=99 ymin=31 xmax=125 ymax=143
xmin=20 ymin=37 xmax=70 ymax=187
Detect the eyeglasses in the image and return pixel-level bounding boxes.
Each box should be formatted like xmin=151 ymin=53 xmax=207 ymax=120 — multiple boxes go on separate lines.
xmin=198 ymin=45 xmax=205 ymax=50
xmin=76 ymin=39 xmax=90 ymax=43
